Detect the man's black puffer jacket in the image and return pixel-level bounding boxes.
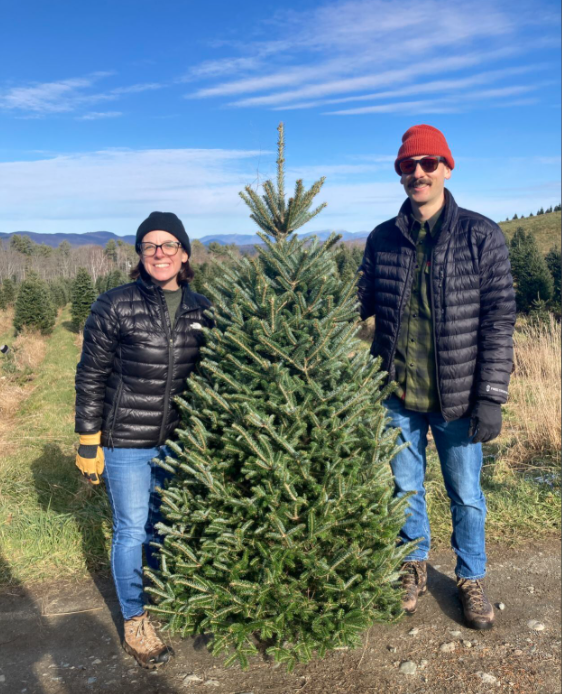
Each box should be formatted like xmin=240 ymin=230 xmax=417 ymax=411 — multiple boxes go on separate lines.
xmin=358 ymin=190 xmax=516 ymax=421
xmin=75 ymin=277 xmax=212 ymax=448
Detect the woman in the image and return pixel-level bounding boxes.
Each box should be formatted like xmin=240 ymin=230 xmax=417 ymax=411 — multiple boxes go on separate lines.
xmin=74 ymin=212 xmax=212 ymax=668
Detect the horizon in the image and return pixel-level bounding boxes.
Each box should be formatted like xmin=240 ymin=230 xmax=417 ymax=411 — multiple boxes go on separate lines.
xmin=1 ymin=0 xmax=560 ymax=238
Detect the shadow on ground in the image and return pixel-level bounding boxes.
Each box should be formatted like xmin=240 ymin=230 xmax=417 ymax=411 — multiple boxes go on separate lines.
xmin=0 ymin=552 xmax=123 ymax=694
xmin=30 ymin=443 xmax=122 ymax=633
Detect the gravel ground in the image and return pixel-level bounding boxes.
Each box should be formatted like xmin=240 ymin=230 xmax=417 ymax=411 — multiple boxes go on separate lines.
xmin=1 ymin=542 xmax=560 ymax=694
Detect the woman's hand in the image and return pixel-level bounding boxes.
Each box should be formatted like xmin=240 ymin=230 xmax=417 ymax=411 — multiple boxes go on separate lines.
xmin=76 ymin=432 xmax=105 ymax=484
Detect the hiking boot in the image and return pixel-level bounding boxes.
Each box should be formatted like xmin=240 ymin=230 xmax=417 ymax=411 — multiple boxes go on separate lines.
xmin=123 ymin=612 xmax=174 ymax=669
xmin=400 ymin=561 xmax=427 ymax=614
xmin=457 ymin=578 xmax=495 ymax=630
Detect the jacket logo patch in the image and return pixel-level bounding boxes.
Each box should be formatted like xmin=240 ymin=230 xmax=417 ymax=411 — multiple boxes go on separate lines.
xmin=486 ymin=384 xmax=508 ymax=396
xmin=191 ymin=322 xmax=203 ymax=330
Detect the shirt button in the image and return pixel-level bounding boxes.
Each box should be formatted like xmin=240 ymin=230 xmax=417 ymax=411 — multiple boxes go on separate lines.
xmin=409 ymin=363 xmax=414 ymax=368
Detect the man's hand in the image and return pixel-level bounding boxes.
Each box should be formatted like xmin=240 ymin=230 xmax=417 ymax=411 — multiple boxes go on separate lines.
xmin=76 ymin=432 xmax=105 ymax=484
xmin=468 ymin=400 xmax=502 ymax=444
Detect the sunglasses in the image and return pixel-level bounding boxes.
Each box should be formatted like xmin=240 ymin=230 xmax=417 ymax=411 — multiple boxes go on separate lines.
xmin=398 ymin=156 xmax=446 ymax=176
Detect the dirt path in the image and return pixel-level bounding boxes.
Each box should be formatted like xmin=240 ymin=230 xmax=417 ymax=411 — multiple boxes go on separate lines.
xmin=1 ymin=541 xmax=560 ymax=694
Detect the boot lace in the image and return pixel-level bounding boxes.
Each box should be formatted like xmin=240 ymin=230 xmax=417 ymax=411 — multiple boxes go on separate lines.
xmin=402 ymin=562 xmax=422 ymax=590
xmin=128 ymin=615 xmax=165 ymax=654
xmin=459 ymin=579 xmax=488 ymax=613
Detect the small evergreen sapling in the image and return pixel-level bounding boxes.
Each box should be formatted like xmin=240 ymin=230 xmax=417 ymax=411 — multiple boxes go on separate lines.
xmin=13 ymin=272 xmax=56 ymax=335
xmin=148 ymin=124 xmax=409 ymax=672
xmin=71 ymin=268 xmax=97 ymax=332
xmin=509 ymin=228 xmax=553 ymax=312
xmin=1 ymin=278 xmax=17 ymax=307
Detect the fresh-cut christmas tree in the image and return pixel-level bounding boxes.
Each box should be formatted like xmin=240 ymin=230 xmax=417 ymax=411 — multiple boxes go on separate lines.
xmin=148 ymin=124 xmax=410 ymax=672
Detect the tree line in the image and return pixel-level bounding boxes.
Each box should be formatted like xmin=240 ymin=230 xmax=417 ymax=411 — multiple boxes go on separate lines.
xmin=507 ymin=203 xmax=561 ymax=221
xmin=0 ymin=229 xmax=559 ymax=337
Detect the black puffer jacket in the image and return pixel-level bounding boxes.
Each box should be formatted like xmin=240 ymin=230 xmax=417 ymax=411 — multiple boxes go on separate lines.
xmin=75 ymin=278 xmax=212 ymax=448
xmin=358 ymin=190 xmax=516 ymax=421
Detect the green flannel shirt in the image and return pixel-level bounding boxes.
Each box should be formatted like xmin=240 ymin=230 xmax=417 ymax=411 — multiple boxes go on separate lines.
xmin=393 ymin=209 xmax=443 ymax=412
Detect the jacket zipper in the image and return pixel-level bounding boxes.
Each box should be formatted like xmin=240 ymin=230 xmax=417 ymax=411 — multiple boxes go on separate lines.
xmin=429 ymin=248 xmax=445 ymax=418
xmin=387 ymin=252 xmax=415 ymax=376
xmin=158 ymin=290 xmax=175 ymax=446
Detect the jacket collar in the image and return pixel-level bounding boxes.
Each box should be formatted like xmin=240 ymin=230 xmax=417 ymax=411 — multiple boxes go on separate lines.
xmin=396 ymin=188 xmax=458 ymax=246
xmin=135 ymin=276 xmax=203 ymax=312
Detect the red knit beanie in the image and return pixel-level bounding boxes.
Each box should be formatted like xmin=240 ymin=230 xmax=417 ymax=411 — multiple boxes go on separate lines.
xmin=395 ymin=124 xmax=454 ymax=175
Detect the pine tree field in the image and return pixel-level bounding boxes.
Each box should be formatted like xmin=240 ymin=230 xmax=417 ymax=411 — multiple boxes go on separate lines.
xmin=147 ymin=125 xmax=410 ymax=672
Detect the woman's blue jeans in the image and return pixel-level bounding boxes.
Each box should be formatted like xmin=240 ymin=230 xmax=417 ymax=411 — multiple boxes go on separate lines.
xmin=102 ymin=446 xmax=173 ymax=620
xmin=384 ymin=396 xmax=487 ymax=580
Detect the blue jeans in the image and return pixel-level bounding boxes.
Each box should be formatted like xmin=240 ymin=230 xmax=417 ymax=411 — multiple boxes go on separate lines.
xmin=102 ymin=446 xmax=173 ymax=620
xmin=384 ymin=396 xmax=487 ymax=579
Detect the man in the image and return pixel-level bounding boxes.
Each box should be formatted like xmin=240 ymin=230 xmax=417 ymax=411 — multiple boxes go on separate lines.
xmin=358 ymin=125 xmax=516 ymax=630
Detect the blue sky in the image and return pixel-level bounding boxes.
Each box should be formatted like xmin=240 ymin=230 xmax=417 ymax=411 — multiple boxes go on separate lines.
xmin=0 ymin=0 xmax=560 ymax=238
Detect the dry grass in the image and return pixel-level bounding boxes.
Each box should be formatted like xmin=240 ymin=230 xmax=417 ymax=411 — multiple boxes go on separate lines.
xmin=501 ymin=316 xmax=561 ymax=467
xmin=0 ymin=329 xmax=49 ymax=443
xmin=11 ymin=330 xmax=48 ymax=371
xmin=0 ymin=307 xmax=14 ymax=338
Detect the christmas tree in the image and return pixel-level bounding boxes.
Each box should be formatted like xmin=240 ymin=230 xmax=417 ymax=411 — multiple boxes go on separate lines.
xmin=13 ymin=272 xmax=56 ymax=335
xmin=147 ymin=124 xmax=410 ymax=671
xmin=1 ymin=278 xmax=17 ymax=308
xmin=509 ymin=228 xmax=553 ymax=312
xmin=71 ymin=268 xmax=96 ymax=332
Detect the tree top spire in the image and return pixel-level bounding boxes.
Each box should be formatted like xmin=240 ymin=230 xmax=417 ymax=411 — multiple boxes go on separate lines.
xmin=239 ymin=122 xmax=327 ymax=240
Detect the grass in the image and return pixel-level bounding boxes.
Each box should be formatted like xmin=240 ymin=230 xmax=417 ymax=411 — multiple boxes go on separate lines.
xmin=0 ymin=305 xmax=559 ymax=587
xmin=500 ymin=316 xmax=561 ymax=468
xmin=0 ymin=307 xmax=111 ymax=585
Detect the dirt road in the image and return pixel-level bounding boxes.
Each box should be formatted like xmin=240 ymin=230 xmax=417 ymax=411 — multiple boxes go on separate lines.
xmin=1 ymin=542 xmax=560 ymax=694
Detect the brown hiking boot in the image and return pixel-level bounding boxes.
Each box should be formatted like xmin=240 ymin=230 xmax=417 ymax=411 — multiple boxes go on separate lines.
xmin=400 ymin=561 xmax=427 ymax=614
xmin=123 ymin=613 xmax=174 ymax=669
xmin=457 ymin=578 xmax=495 ymax=631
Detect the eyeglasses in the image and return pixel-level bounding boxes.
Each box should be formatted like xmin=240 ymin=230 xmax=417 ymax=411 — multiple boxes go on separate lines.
xmin=398 ymin=156 xmax=446 ymax=176
xmin=139 ymin=241 xmax=182 ymax=257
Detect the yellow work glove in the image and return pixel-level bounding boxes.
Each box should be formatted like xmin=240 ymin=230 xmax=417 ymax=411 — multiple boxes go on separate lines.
xmin=76 ymin=432 xmax=105 ymax=485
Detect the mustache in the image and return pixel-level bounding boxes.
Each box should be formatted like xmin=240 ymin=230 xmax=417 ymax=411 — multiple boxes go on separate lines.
xmin=408 ymin=179 xmax=432 ymax=188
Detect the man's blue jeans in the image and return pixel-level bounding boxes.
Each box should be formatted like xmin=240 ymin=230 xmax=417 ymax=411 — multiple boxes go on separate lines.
xmin=384 ymin=396 xmax=487 ymax=579
xmin=102 ymin=446 xmax=173 ymax=620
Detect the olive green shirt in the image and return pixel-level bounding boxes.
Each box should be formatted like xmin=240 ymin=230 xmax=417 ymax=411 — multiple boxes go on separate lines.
xmin=162 ymin=287 xmax=183 ymax=329
xmin=394 ymin=209 xmax=443 ymax=412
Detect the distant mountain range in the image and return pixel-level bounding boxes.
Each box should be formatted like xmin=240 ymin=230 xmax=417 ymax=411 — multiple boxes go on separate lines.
xmin=0 ymin=229 xmax=370 ymax=249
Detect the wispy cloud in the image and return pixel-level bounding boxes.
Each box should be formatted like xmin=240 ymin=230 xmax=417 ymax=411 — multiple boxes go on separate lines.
xmin=0 ymin=72 xmax=112 ymax=113
xmin=182 ymin=57 xmax=263 ymax=81
xmin=184 ymin=0 xmax=558 ymax=115
xmin=0 ymin=73 xmax=166 ymax=117
xmin=326 ymin=83 xmax=548 ymax=116
xmin=78 ymin=111 xmax=123 ymax=121
xmin=270 ymin=65 xmax=548 ymax=111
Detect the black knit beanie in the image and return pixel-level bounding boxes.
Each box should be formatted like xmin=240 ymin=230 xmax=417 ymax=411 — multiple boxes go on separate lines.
xmin=135 ymin=212 xmax=191 ymax=257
